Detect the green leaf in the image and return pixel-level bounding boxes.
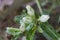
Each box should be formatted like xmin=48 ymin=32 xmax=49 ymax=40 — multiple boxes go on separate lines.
xmin=14 ymin=13 xmax=27 ymax=24
xmin=39 ymin=22 xmax=60 ymax=40
xmin=42 ymin=32 xmax=53 ymax=40
xmin=38 ymin=25 xmax=52 ymax=40
xmin=14 ymin=15 xmax=21 ymax=24
xmin=14 ymin=10 xmax=27 ymax=24
xmin=38 ymin=26 xmax=43 ymax=33
xmin=26 ymin=25 xmax=36 ymax=40
xmin=26 ymin=23 xmax=34 ymax=31
xmin=6 ymin=27 xmax=22 ymax=36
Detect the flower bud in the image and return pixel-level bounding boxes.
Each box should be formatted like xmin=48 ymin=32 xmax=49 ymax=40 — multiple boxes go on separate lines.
xmin=38 ymin=15 xmax=50 ymax=22
xmin=26 ymin=5 xmax=35 ymax=16
xmin=22 ymin=16 xmax=32 ymax=24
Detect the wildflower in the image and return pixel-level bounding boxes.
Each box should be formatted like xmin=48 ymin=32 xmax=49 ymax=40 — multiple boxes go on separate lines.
xmin=38 ymin=15 xmax=50 ymax=22
xmin=20 ymin=16 xmax=32 ymax=32
xmin=26 ymin=5 xmax=35 ymax=16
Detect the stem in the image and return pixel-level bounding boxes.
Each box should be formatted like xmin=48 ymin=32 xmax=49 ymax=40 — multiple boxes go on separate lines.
xmin=36 ymin=0 xmax=43 ymax=15
xmin=26 ymin=24 xmax=36 ymax=40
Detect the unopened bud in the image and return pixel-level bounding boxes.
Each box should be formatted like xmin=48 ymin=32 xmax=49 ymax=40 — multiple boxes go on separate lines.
xmin=22 ymin=16 xmax=32 ymax=24
xmin=38 ymin=15 xmax=50 ymax=22
xmin=26 ymin=5 xmax=35 ymax=16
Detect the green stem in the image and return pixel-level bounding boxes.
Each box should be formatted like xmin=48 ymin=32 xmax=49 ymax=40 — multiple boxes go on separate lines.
xmin=36 ymin=0 xmax=43 ymax=15
xmin=26 ymin=25 xmax=36 ymax=40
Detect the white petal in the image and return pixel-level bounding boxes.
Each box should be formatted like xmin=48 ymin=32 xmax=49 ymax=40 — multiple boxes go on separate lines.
xmin=26 ymin=5 xmax=34 ymax=16
xmin=38 ymin=15 xmax=50 ymax=22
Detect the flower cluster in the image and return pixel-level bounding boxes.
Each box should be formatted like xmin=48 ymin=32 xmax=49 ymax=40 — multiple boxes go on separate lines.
xmin=6 ymin=5 xmax=50 ymax=35
xmin=19 ymin=5 xmax=36 ymax=32
xmin=6 ymin=5 xmax=50 ymax=40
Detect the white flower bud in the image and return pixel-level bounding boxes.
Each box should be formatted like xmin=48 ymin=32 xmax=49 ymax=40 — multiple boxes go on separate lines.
xmin=22 ymin=16 xmax=32 ymax=23
xmin=26 ymin=5 xmax=34 ymax=16
xmin=38 ymin=15 xmax=50 ymax=22
xmin=6 ymin=27 xmax=10 ymax=30
xmin=22 ymin=36 xmax=26 ymax=40
xmin=6 ymin=27 xmax=10 ymax=33
xmin=20 ymin=23 xmax=25 ymax=32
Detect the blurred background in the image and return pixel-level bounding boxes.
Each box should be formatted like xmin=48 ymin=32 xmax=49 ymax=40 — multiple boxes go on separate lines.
xmin=0 ymin=0 xmax=60 ymax=40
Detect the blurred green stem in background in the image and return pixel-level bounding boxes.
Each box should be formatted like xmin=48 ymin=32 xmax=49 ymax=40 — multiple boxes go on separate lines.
xmin=36 ymin=0 xmax=43 ymax=15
